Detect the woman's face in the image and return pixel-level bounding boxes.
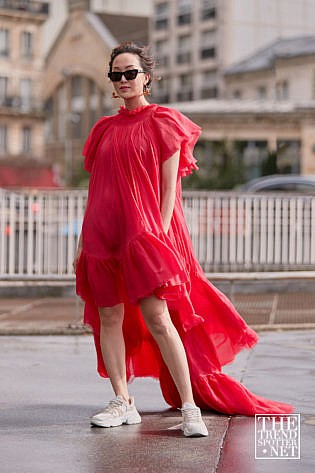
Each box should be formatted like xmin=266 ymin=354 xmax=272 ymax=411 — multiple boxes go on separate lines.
xmin=111 ymin=52 xmax=149 ymax=100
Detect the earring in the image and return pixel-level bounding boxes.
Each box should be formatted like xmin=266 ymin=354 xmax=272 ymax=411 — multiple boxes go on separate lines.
xmin=143 ymin=84 xmax=151 ymax=96
xmin=112 ymin=91 xmax=120 ymax=99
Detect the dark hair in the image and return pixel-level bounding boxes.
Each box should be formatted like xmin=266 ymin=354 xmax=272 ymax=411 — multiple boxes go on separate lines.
xmin=108 ymin=41 xmax=156 ymax=91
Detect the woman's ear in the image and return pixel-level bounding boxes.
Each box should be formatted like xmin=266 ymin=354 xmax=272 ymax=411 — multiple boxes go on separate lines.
xmin=145 ymin=73 xmax=151 ymax=86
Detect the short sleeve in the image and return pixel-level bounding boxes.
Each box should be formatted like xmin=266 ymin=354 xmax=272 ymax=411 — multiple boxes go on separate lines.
xmin=82 ymin=116 xmax=113 ymax=173
xmin=153 ymin=106 xmax=201 ymax=177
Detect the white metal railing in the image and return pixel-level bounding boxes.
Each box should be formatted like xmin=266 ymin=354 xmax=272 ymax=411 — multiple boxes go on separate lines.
xmin=0 ymin=189 xmax=315 ymax=279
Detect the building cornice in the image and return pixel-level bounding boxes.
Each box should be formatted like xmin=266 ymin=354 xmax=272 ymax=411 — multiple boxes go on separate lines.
xmin=166 ymin=99 xmax=315 ymax=116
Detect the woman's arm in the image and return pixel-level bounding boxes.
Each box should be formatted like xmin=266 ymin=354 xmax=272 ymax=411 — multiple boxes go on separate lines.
xmin=161 ymin=150 xmax=180 ymax=233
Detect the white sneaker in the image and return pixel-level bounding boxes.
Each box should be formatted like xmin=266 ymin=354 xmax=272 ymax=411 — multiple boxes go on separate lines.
xmin=91 ymin=395 xmax=141 ymax=428
xmin=181 ymin=403 xmax=208 ymax=437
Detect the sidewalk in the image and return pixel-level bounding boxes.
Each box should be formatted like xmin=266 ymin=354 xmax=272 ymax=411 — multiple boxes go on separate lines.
xmin=0 ymin=292 xmax=314 ymax=472
xmin=1 ymin=291 xmax=315 ymax=334
xmin=0 ymin=331 xmax=314 ymax=473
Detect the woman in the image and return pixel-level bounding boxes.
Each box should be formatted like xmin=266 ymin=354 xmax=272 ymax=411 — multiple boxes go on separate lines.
xmin=74 ymin=42 xmax=293 ymax=437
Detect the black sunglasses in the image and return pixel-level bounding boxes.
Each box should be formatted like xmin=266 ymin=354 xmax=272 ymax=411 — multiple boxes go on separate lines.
xmin=108 ymin=69 xmax=145 ymax=82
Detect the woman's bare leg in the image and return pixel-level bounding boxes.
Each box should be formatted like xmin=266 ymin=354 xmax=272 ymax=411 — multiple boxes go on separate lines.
xmin=140 ymin=295 xmax=195 ymax=406
xmin=98 ymin=303 xmax=129 ymax=402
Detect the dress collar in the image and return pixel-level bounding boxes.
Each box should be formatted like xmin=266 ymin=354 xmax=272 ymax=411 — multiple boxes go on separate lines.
xmin=118 ymin=103 xmax=156 ymax=116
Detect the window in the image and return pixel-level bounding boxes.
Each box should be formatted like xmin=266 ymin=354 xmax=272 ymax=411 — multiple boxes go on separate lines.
xmin=178 ymin=34 xmax=191 ymax=50
xmin=155 ymin=1 xmax=169 ymax=16
xmin=155 ymin=18 xmax=169 ymax=29
xmin=177 ymin=73 xmax=193 ymax=101
xmin=0 ymin=125 xmax=7 ymax=155
xmin=200 ymin=47 xmax=216 ymax=59
xmin=72 ymin=112 xmax=82 ymax=139
xmin=200 ymin=30 xmax=216 ymax=59
xmin=20 ymin=79 xmax=32 ymax=109
xmin=177 ymin=12 xmax=191 ymax=25
xmin=178 ymin=0 xmax=192 ymax=8
xmin=201 ymin=87 xmax=217 ymax=98
xmin=20 ymin=78 xmax=32 ymax=109
xmin=177 ymin=34 xmax=191 ymax=63
xmin=177 ymin=0 xmax=192 ymax=24
xmin=177 ymin=90 xmax=193 ymax=101
xmin=21 ymin=31 xmax=33 ymax=59
xmin=22 ymin=126 xmax=32 ymax=154
xmin=277 ymin=140 xmax=300 ymax=174
xmin=44 ymin=98 xmax=54 ymax=141
xmin=201 ymin=70 xmax=218 ymax=98
xmin=155 ymin=39 xmax=169 ymax=67
xmin=72 ymin=76 xmax=82 ymax=98
xmin=276 ymin=80 xmax=289 ymax=100
xmin=179 ymin=73 xmax=192 ymax=87
xmin=241 ymin=140 xmax=269 ymax=180
xmin=0 ymin=29 xmax=9 ymax=57
xmin=257 ymin=85 xmax=267 ymax=100
xmin=155 ymin=2 xmax=169 ymax=30
xmin=0 ymin=76 xmax=8 ymax=104
xmin=201 ymin=0 xmax=216 ymax=20
xmin=233 ymin=89 xmax=242 ymax=99
xmin=89 ymin=78 xmax=97 ymax=96
xmin=202 ymin=69 xmax=217 ymax=84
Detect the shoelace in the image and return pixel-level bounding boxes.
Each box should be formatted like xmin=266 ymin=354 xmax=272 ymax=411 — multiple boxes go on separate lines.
xmin=102 ymin=398 xmax=126 ymax=417
xmin=167 ymin=407 xmax=200 ymax=431
xmin=181 ymin=407 xmax=201 ymax=424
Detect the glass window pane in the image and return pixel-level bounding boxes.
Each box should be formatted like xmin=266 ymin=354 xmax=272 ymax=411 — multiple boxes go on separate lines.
xmin=0 ymin=125 xmax=7 ymax=154
xmin=72 ymin=76 xmax=82 ymax=98
xmin=0 ymin=29 xmax=9 ymax=57
xmin=22 ymin=126 xmax=31 ymax=153
xmin=21 ymin=31 xmax=33 ymax=59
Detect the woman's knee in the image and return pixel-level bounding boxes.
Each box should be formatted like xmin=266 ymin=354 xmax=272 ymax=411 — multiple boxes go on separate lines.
xmin=140 ymin=297 xmax=172 ymax=338
xmin=99 ymin=303 xmax=124 ymax=328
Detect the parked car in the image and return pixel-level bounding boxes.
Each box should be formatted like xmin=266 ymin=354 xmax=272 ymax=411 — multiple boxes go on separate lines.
xmin=238 ymin=174 xmax=315 ymax=193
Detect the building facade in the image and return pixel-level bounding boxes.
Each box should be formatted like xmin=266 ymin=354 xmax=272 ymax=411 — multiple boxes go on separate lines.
xmin=42 ymin=0 xmax=152 ymax=55
xmin=225 ymin=36 xmax=315 ymax=102
xmin=43 ymin=0 xmax=149 ymax=185
xmin=175 ymin=100 xmax=315 ymax=186
xmin=0 ymin=0 xmax=50 ymax=186
xmin=150 ymin=0 xmax=315 ymax=104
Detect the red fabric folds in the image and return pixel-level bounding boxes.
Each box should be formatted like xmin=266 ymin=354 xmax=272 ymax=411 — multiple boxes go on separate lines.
xmin=76 ymin=103 xmax=294 ymax=415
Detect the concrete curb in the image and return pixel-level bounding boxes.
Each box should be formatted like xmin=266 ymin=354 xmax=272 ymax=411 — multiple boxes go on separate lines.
xmin=1 ymin=323 xmax=315 ymax=336
xmin=0 ymin=324 xmax=91 ymax=336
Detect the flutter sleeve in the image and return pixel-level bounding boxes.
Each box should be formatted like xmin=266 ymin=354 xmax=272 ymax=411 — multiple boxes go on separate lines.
xmin=153 ymin=106 xmax=201 ymax=177
xmin=82 ymin=116 xmax=112 ymax=173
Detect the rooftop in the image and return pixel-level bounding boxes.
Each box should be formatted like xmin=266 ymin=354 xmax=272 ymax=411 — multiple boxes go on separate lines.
xmin=225 ymin=35 xmax=315 ymax=75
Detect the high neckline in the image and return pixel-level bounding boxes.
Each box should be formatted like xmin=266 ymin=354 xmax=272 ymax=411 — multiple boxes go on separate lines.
xmin=118 ymin=103 xmax=156 ymax=116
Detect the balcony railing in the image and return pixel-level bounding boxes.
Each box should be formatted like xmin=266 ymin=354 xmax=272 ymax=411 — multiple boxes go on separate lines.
xmin=1 ymin=189 xmax=315 ymax=279
xmin=0 ymin=95 xmax=44 ymax=113
xmin=0 ymin=0 xmax=49 ymax=15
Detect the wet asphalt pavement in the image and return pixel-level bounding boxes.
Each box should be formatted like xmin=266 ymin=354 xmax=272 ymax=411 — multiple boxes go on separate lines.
xmin=0 ymin=331 xmax=314 ymax=473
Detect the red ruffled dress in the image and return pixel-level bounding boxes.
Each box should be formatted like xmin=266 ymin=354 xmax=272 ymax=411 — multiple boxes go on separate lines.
xmin=76 ymin=103 xmax=294 ymax=415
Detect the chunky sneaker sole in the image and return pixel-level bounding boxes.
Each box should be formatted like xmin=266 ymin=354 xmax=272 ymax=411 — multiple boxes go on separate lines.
xmin=181 ymin=403 xmax=209 ymax=437
xmin=183 ymin=421 xmax=208 ymax=437
xmin=90 ymin=395 xmax=142 ymax=428
xmin=91 ymin=409 xmax=142 ymax=427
